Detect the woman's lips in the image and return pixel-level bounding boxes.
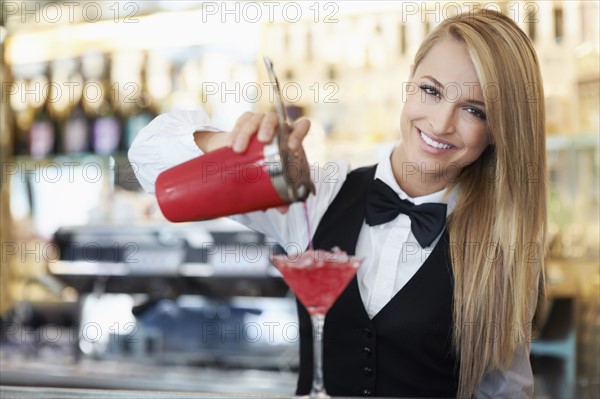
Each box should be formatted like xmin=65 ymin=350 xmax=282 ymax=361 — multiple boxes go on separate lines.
xmin=417 ymin=128 xmax=456 ymax=154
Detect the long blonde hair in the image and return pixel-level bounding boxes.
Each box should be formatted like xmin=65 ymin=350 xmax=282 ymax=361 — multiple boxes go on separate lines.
xmin=412 ymin=10 xmax=547 ymax=397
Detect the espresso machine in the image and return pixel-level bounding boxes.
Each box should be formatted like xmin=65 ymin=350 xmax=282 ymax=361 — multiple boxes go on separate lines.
xmin=50 ymin=219 xmax=299 ymax=370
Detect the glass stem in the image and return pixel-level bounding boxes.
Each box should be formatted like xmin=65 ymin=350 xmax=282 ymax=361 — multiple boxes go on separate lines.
xmin=310 ymin=313 xmax=326 ymax=398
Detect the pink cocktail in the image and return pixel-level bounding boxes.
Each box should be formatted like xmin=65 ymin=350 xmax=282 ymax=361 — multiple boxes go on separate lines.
xmin=274 ymin=253 xmax=359 ymax=315
xmin=272 ymin=248 xmax=363 ymax=398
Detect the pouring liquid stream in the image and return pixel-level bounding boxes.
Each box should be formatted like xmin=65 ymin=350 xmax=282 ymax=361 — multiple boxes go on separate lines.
xmin=303 ymin=201 xmax=313 ymax=250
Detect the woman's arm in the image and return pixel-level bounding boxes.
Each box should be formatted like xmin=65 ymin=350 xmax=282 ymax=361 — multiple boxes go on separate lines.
xmin=128 ymin=109 xmax=219 ymax=194
xmin=129 ymin=109 xmax=311 ymax=191
xmin=193 ymin=128 xmax=230 ymax=153
xmin=128 ymin=108 xmax=350 ymax=249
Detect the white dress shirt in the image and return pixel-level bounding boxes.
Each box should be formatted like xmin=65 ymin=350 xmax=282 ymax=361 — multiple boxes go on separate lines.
xmin=128 ymin=109 xmax=534 ymax=398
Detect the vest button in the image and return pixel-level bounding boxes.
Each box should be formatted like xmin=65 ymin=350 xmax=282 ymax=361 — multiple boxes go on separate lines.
xmin=362 ymin=328 xmax=373 ymax=338
xmin=361 ymin=388 xmax=372 ymax=396
xmin=363 ymin=366 xmax=373 ymax=376
xmin=363 ymin=346 xmax=372 ymax=357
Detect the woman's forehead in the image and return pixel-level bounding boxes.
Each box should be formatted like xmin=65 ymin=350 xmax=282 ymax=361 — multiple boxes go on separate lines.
xmin=415 ymin=38 xmax=484 ymax=99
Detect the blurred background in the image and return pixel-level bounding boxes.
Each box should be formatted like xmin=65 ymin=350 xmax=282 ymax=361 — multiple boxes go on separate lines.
xmin=0 ymin=1 xmax=598 ymax=398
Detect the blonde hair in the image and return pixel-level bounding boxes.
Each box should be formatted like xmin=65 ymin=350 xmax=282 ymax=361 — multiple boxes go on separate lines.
xmin=411 ymin=10 xmax=547 ymax=397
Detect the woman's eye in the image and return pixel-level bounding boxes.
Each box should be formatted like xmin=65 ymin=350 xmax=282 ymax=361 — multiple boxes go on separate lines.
xmin=467 ymin=107 xmax=487 ymax=120
xmin=419 ymin=84 xmax=440 ymax=98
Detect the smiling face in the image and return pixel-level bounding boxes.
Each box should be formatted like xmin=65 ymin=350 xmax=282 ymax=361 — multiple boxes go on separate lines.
xmin=393 ymin=37 xmax=491 ymax=196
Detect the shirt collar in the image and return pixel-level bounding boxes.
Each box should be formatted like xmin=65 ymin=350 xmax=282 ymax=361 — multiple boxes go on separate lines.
xmin=373 ymin=143 xmax=459 ymax=217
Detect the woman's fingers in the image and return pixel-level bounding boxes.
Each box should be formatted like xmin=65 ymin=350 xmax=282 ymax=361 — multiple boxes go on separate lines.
xmin=288 ymin=117 xmax=311 ymax=150
xmin=231 ymin=112 xmax=265 ymax=152
xmin=229 ymin=112 xmax=310 ymax=153
xmin=257 ymin=112 xmax=279 ymax=143
xmin=230 ymin=112 xmax=283 ymax=153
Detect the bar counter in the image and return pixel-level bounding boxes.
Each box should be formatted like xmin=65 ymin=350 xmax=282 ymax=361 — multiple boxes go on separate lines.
xmin=0 ymin=358 xmax=297 ymax=398
xmin=0 ymin=386 xmax=288 ymax=399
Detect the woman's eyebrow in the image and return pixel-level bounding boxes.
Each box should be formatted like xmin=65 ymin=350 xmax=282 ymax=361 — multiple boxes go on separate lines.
xmin=421 ymin=75 xmax=444 ymax=89
xmin=421 ymin=75 xmax=486 ymax=107
xmin=465 ymin=99 xmax=486 ymax=107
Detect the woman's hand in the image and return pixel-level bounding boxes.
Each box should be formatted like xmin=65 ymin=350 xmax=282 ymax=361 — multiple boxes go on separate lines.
xmin=230 ymin=111 xmax=311 ymax=153
xmin=230 ymin=112 xmax=313 ymax=214
xmin=194 ymin=111 xmax=311 ymax=154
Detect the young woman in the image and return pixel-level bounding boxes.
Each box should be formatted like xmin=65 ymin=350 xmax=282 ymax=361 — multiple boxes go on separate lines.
xmin=129 ymin=10 xmax=546 ymax=398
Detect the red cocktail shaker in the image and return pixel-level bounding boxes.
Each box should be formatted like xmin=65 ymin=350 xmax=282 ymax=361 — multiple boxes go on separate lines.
xmin=155 ymin=58 xmax=315 ymax=222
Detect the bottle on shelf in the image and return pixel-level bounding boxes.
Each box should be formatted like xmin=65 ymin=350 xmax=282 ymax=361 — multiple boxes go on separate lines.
xmin=121 ymin=53 xmax=158 ymax=152
xmin=12 ymin=78 xmax=34 ymax=157
xmin=13 ymin=119 xmax=29 ymax=157
xmin=29 ymin=101 xmax=55 ymax=159
xmin=45 ymin=58 xmax=88 ymax=155
xmin=28 ymin=75 xmax=57 ymax=159
xmin=46 ymin=58 xmax=77 ymax=156
xmin=62 ymin=81 xmax=91 ymax=154
xmin=90 ymin=55 xmax=122 ymax=156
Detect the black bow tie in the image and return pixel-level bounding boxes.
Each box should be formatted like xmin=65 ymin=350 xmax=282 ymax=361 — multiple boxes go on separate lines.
xmin=365 ymin=178 xmax=447 ymax=248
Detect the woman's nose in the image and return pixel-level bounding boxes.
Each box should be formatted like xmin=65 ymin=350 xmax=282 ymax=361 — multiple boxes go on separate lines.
xmin=429 ymin=101 xmax=457 ymax=135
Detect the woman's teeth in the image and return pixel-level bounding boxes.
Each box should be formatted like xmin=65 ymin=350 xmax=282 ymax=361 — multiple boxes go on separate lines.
xmin=420 ymin=131 xmax=452 ymax=149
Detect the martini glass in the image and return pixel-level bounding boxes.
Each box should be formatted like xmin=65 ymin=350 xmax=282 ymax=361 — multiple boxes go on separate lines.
xmin=272 ymin=248 xmax=363 ymax=398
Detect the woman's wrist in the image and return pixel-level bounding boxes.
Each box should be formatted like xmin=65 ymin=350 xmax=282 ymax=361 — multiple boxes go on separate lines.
xmin=193 ymin=130 xmax=231 ymax=152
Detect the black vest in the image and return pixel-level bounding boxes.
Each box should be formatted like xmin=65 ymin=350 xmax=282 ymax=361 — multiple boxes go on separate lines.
xmin=296 ymin=165 xmax=459 ymax=398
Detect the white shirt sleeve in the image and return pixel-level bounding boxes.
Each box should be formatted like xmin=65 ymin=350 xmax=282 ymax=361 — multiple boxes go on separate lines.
xmin=127 ymin=109 xmax=221 ymax=194
xmin=127 ymin=109 xmax=351 ymax=249
xmin=474 ymin=343 xmax=534 ymax=398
